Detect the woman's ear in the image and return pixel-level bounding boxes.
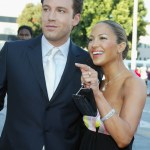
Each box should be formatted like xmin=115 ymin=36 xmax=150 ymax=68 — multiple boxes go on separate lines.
xmin=117 ymin=42 xmax=126 ymax=53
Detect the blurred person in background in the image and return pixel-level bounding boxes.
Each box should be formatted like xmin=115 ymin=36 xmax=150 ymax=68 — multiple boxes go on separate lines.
xmin=140 ymin=66 xmax=147 ymax=83
xmin=146 ymin=67 xmax=150 ymax=96
xmin=17 ymin=25 xmax=33 ymax=40
xmin=134 ymin=67 xmax=141 ymax=77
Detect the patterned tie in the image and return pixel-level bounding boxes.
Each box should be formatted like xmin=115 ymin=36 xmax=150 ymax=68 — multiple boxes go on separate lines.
xmin=44 ymin=47 xmax=59 ymax=100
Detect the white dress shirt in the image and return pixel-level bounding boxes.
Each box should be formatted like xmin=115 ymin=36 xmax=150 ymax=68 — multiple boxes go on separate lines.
xmin=42 ymin=35 xmax=70 ymax=95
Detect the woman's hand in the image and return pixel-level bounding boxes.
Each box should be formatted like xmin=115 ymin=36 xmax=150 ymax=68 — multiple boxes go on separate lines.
xmin=75 ymin=63 xmax=99 ymax=91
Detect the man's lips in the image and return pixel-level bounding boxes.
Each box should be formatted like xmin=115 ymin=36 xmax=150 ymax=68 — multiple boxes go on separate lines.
xmin=45 ymin=25 xmax=57 ymax=30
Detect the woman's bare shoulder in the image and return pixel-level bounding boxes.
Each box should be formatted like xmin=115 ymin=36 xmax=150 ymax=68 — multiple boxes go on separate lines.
xmin=124 ymin=71 xmax=146 ymax=87
xmin=123 ymin=70 xmax=147 ymax=98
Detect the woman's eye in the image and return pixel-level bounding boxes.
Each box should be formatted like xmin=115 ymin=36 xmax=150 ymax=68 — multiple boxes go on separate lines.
xmin=100 ymin=37 xmax=107 ymax=40
xmin=88 ymin=38 xmax=93 ymax=42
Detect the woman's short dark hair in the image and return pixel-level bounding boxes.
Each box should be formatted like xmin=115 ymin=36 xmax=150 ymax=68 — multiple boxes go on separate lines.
xmin=17 ymin=25 xmax=33 ymax=37
xmin=41 ymin=0 xmax=83 ymax=16
xmin=97 ymin=20 xmax=129 ymax=59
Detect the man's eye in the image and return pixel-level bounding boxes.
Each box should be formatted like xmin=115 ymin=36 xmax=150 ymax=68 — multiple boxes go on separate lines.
xmin=58 ymin=9 xmax=65 ymax=13
xmin=43 ymin=7 xmax=48 ymax=12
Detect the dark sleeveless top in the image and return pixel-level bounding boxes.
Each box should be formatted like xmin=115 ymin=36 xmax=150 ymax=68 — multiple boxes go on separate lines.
xmin=79 ymin=113 xmax=134 ymax=150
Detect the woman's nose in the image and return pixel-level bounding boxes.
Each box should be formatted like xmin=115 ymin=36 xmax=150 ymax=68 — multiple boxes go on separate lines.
xmin=91 ymin=39 xmax=99 ymax=48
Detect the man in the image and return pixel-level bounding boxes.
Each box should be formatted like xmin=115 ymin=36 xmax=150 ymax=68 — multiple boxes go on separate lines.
xmin=17 ymin=25 xmax=33 ymax=40
xmin=0 ymin=0 xmax=101 ymax=149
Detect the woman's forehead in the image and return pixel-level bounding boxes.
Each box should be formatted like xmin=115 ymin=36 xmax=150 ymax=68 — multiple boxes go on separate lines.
xmin=90 ymin=23 xmax=116 ymax=36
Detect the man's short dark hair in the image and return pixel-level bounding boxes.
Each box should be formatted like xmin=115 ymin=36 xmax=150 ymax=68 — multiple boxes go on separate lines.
xmin=41 ymin=0 xmax=83 ymax=16
xmin=17 ymin=25 xmax=33 ymax=37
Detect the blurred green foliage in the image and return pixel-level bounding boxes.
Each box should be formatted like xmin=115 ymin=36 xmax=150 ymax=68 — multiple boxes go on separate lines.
xmin=17 ymin=0 xmax=148 ymax=59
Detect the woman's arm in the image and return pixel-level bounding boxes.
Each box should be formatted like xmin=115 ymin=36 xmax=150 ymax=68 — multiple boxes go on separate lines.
xmin=75 ymin=63 xmax=147 ymax=148
xmin=95 ymin=77 xmax=146 ymax=148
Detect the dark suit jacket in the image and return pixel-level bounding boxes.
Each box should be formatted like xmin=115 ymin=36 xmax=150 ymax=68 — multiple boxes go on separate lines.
xmin=0 ymin=35 xmax=96 ymax=150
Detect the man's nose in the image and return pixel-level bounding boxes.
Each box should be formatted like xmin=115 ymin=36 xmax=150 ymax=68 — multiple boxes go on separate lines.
xmin=48 ymin=10 xmax=56 ymax=20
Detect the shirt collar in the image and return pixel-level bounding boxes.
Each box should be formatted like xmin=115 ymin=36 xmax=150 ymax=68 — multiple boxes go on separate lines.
xmin=42 ymin=35 xmax=70 ymax=59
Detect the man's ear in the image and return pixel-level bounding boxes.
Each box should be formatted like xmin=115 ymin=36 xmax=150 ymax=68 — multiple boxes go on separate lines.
xmin=117 ymin=42 xmax=126 ymax=53
xmin=72 ymin=13 xmax=81 ymax=27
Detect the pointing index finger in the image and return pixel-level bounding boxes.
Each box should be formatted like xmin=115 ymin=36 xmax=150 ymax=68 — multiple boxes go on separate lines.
xmin=75 ymin=63 xmax=89 ymax=71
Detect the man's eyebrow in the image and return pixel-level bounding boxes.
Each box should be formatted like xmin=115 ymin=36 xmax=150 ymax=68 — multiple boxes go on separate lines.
xmin=42 ymin=4 xmax=49 ymax=7
xmin=42 ymin=5 xmax=67 ymax=9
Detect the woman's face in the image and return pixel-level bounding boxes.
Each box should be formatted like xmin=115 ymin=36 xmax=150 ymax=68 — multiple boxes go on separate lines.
xmin=88 ymin=23 xmax=120 ymax=67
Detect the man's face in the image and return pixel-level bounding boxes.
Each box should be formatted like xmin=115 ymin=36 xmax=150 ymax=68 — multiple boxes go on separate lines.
xmin=41 ymin=0 xmax=80 ymax=46
xmin=18 ymin=29 xmax=32 ymax=40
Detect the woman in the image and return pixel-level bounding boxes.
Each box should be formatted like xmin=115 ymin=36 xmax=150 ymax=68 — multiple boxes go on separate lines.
xmin=75 ymin=20 xmax=147 ymax=150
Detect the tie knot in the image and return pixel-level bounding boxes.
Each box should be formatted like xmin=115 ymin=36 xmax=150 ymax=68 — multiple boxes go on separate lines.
xmin=47 ymin=47 xmax=59 ymax=58
xmin=52 ymin=47 xmax=59 ymax=56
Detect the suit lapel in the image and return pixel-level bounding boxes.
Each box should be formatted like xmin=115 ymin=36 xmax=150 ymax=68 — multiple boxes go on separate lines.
xmin=27 ymin=38 xmax=84 ymax=102
xmin=27 ymin=35 xmax=48 ymax=100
